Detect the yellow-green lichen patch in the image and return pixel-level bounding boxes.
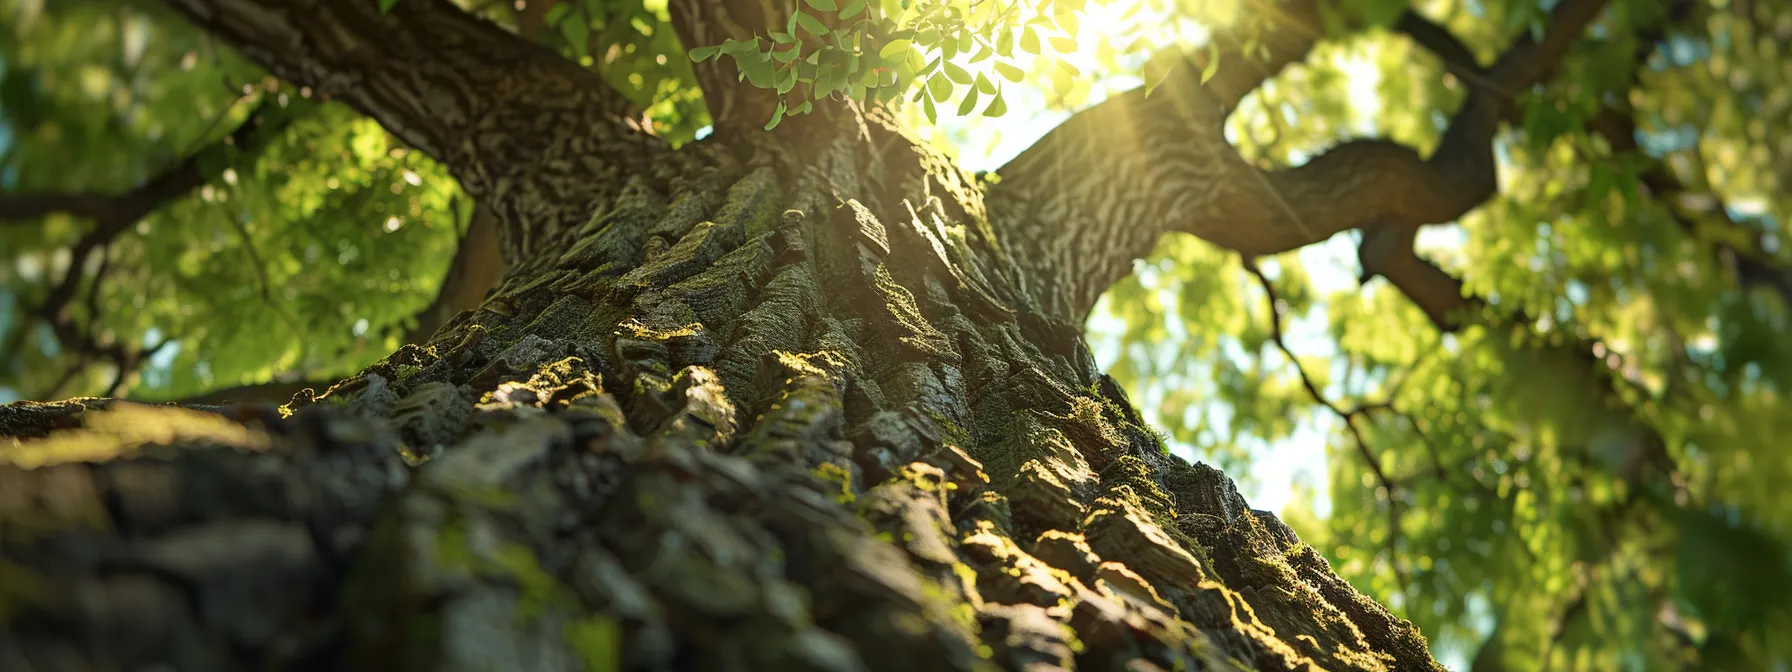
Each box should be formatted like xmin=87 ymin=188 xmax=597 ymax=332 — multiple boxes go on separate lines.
xmin=564 ymin=616 xmax=623 ymax=672
xmin=492 ymin=542 xmax=570 ymax=624
xmin=617 ymin=317 xmax=705 ymax=341
xmin=813 ymin=461 xmax=856 ymax=504
xmin=1096 ymin=454 xmax=1179 ymax=524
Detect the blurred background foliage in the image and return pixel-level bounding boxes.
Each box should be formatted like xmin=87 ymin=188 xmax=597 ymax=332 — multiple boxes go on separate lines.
xmin=2 ymin=0 xmax=1790 ymax=669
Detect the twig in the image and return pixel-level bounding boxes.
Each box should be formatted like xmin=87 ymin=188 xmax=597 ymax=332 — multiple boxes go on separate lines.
xmin=1243 ymin=258 xmax=1407 ymax=590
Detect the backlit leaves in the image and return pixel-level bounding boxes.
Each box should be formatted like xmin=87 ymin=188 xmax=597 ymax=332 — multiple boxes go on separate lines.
xmin=1091 ymin=1 xmax=1792 ymax=669
xmin=692 ymin=0 xmax=1089 ymax=128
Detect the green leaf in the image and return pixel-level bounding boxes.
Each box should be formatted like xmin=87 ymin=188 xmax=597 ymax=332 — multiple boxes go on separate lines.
xmin=927 ymin=73 xmax=953 ymax=102
xmin=1054 ymin=8 xmax=1079 ymax=34
xmin=803 ymin=0 xmax=837 ymax=11
xmin=841 ymin=0 xmax=866 ymax=18
xmin=378 ymin=0 xmax=401 ymax=13
xmin=765 ymin=101 xmax=787 ymax=130
xmin=1020 ymin=27 xmax=1040 ymax=54
xmin=944 ymin=61 xmax=972 ymax=84
xmin=984 ymin=88 xmax=1007 ymax=117
xmin=1049 ymin=36 xmax=1077 ymax=54
xmin=722 ymin=38 xmax=761 ymax=56
xmin=561 ymin=18 xmax=590 ymax=60
xmin=975 ymin=72 xmax=995 ymax=94
xmin=922 ymin=94 xmax=937 ymax=123
xmin=777 ymin=65 xmax=799 ymax=93
xmin=796 ymin=12 xmax=827 ymax=36
xmin=879 ymin=39 xmax=913 ymax=61
xmin=688 ymin=45 xmax=722 ymax=62
xmin=1051 ymin=61 xmax=1072 ymax=95
xmin=1143 ymin=50 xmax=1178 ymax=97
xmin=746 ymin=60 xmax=778 ymax=88
xmin=994 ymin=60 xmax=1024 ymax=82
xmin=957 ymin=85 xmax=980 ymax=116
xmin=544 ymin=2 xmax=572 ymax=24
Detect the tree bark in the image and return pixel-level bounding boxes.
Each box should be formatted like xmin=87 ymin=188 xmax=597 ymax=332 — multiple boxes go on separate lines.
xmin=1 ymin=2 xmax=1444 ymax=671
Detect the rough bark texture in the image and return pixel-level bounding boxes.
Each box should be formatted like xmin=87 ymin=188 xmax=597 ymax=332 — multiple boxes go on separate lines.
xmin=1 ymin=123 xmax=1438 ymax=672
xmin=0 ymin=1 xmax=1493 ymax=670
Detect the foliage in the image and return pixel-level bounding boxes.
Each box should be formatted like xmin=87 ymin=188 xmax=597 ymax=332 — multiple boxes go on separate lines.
xmin=4 ymin=0 xmax=1792 ymax=669
xmin=1090 ymin=0 xmax=1792 ymax=668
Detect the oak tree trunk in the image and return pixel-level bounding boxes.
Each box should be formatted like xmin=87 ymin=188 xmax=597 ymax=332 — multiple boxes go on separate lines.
xmin=1 ymin=2 xmax=1447 ymax=670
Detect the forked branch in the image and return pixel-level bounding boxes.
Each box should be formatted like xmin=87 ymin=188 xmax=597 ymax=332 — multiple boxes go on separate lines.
xmin=987 ymin=0 xmax=1610 ymax=321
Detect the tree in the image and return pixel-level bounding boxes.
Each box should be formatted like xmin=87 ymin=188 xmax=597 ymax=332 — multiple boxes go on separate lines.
xmin=1 ymin=0 xmax=1787 ymax=669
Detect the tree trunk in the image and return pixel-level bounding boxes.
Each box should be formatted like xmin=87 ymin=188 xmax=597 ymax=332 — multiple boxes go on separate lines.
xmin=1 ymin=2 xmax=1442 ymax=671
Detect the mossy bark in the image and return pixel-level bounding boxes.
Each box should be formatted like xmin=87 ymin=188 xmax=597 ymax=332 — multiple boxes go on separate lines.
xmin=1 ymin=109 xmax=1442 ymax=672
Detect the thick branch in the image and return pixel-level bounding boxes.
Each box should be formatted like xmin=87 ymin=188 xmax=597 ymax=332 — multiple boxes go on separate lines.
xmin=161 ymin=0 xmax=642 ymax=176
xmin=161 ymin=0 xmax=666 ymax=260
xmin=988 ymin=0 xmax=1607 ymax=321
xmin=1237 ymin=0 xmax=1609 ymax=254
xmin=1392 ymin=11 xmax=1480 ymax=77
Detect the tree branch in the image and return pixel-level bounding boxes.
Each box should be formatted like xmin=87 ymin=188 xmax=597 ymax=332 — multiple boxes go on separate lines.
xmin=166 ymin=377 xmax=337 ymax=406
xmin=988 ymin=0 xmax=1609 ymax=321
xmin=1375 ymin=0 xmax=1792 ymax=325
xmin=0 ymin=99 xmax=305 ymax=386
xmin=0 ymin=98 xmax=296 ymax=230
xmin=160 ymin=0 xmax=666 ymax=260
xmin=161 ymin=0 xmax=641 ymax=173
xmin=1244 ymin=260 xmax=1407 ymax=591
xmin=1194 ymin=0 xmax=1331 ymax=114
xmin=1391 ymin=11 xmax=1481 ymax=78
xmin=1241 ymin=0 xmax=1608 ymax=254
